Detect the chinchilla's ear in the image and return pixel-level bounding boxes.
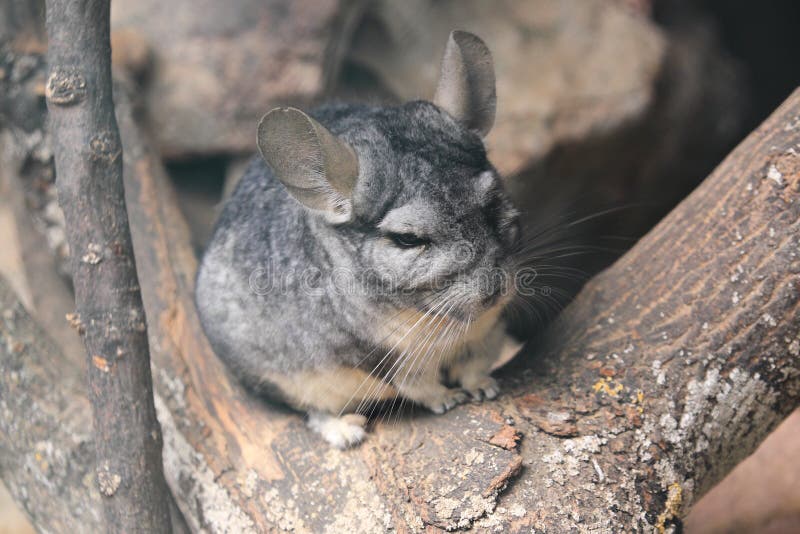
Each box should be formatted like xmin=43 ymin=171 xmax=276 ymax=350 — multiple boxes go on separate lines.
xmin=433 ymin=30 xmax=496 ymax=137
xmin=257 ymin=107 xmax=358 ymax=223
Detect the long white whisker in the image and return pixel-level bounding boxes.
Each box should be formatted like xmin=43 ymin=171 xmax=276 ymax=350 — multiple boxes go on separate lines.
xmin=373 ymin=296 xmax=456 ymax=421
xmin=386 ymin=298 xmax=460 ymax=425
xmin=346 ymin=293 xmax=452 ymax=417
xmin=349 ymin=296 xmax=448 ymax=416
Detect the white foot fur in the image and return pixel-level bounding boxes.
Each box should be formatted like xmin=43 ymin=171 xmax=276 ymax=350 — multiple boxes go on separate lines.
xmin=307 ymin=412 xmax=367 ymax=449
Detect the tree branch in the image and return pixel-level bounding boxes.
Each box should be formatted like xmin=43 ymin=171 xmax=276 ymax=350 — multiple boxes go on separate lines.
xmin=44 ymin=0 xmax=171 ymax=531
xmin=496 ymin=87 xmax=800 ymax=530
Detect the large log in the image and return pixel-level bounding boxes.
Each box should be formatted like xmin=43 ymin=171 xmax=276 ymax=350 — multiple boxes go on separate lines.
xmin=122 ymin=83 xmax=800 ymax=531
xmin=1 ymin=39 xmax=798 ymax=534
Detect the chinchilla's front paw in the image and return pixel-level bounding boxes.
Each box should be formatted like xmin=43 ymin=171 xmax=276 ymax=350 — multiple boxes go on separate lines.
xmin=461 ymin=375 xmax=500 ymax=401
xmin=396 ymin=380 xmax=470 ymax=414
xmin=419 ymin=385 xmax=470 ymax=414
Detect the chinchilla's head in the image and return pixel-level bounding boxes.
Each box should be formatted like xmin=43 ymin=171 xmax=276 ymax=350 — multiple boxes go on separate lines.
xmin=257 ymin=31 xmax=520 ymax=321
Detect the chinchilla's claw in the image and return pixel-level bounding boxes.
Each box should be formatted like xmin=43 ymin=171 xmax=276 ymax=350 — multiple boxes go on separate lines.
xmin=464 ymin=377 xmax=500 ymax=402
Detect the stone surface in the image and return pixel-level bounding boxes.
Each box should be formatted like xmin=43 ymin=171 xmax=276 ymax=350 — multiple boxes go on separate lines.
xmin=110 ymin=0 xmax=367 ymax=157
xmin=348 ymin=0 xmax=666 ymax=176
xmin=686 ymin=409 xmax=800 ymax=534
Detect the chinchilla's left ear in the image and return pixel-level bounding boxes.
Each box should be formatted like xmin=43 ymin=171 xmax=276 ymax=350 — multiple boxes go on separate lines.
xmin=257 ymin=107 xmax=359 ymax=224
xmin=433 ymin=30 xmax=496 ymax=137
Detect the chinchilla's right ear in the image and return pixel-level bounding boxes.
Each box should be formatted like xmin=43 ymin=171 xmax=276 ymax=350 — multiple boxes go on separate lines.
xmin=257 ymin=107 xmax=359 ymax=224
xmin=433 ymin=30 xmax=496 ymax=137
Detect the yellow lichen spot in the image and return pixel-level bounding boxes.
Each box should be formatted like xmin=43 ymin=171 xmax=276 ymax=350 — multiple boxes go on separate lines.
xmin=632 ymin=390 xmax=645 ymax=413
xmin=592 ymin=378 xmax=624 ymax=397
xmin=655 ymin=482 xmax=683 ymax=534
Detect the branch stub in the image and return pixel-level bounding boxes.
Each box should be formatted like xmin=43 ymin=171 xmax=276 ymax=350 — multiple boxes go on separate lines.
xmin=45 ymin=67 xmax=87 ymax=106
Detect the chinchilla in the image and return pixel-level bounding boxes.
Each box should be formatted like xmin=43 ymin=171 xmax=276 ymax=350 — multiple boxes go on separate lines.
xmin=196 ymin=30 xmax=524 ymax=448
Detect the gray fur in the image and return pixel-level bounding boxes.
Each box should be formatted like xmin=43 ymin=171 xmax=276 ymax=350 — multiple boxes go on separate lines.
xmin=195 ymin=31 xmax=520 ymax=420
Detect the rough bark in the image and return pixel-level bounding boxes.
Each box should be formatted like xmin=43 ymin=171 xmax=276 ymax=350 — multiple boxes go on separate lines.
xmin=493 ymin=89 xmax=800 ymax=530
xmin=44 ymin=0 xmax=172 ymax=531
xmin=0 ymin=276 xmax=104 ymax=532
xmin=1 ymin=25 xmax=798 ymax=534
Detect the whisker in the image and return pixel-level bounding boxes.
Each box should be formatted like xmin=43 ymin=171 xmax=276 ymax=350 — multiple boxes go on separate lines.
xmin=377 ymin=297 xmax=457 ymax=422
xmin=349 ymin=293 xmax=453 ymax=418
xmin=386 ymin=298 xmax=463 ymax=425
xmin=340 ymin=292 xmax=448 ymax=417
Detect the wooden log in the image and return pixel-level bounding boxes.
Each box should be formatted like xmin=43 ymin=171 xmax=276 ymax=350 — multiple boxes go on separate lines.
xmin=121 ymin=82 xmax=800 ymax=530
xmin=493 ymin=89 xmax=800 ymax=530
xmin=43 ymin=0 xmax=172 ymax=531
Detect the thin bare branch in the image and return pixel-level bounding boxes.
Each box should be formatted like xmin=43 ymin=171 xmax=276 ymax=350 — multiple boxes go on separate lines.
xmin=43 ymin=0 xmax=172 ymax=530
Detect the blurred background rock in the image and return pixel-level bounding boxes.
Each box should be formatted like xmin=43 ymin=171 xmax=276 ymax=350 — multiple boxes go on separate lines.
xmin=1 ymin=0 xmax=798 ymax=531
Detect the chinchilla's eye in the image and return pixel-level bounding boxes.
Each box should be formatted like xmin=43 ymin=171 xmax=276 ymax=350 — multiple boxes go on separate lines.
xmin=388 ymin=232 xmax=430 ymax=249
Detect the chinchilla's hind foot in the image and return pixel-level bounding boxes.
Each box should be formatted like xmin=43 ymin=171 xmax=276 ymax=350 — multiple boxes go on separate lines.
xmin=307 ymin=411 xmax=367 ymax=449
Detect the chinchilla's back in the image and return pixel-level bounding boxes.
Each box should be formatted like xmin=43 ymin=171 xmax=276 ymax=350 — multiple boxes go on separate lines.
xmin=195 ymin=137 xmax=361 ymax=391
